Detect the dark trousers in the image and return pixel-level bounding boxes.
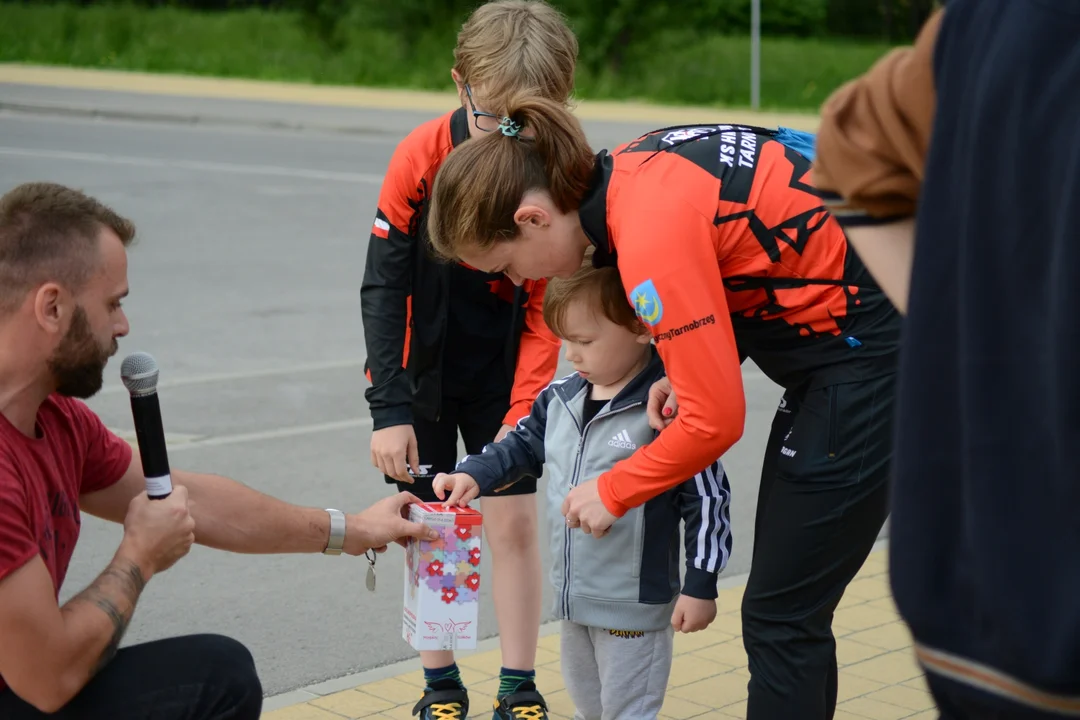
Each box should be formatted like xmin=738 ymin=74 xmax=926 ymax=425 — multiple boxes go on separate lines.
xmin=386 ymin=393 xmax=536 ymax=502
xmin=742 ymin=373 xmax=895 ymax=720
xmin=0 ymin=634 xmax=262 ymax=720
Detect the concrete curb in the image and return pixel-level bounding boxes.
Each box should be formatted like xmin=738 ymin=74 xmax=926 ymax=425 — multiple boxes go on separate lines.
xmin=0 ymin=63 xmax=821 ymax=131
xmin=261 ymin=537 xmax=891 ymax=712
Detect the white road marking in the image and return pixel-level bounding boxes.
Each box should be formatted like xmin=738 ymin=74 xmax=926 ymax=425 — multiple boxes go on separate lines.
xmin=0 ymin=146 xmax=384 ymax=184
xmin=97 ymin=359 xmax=366 ymax=396
xmin=109 ymin=416 xmax=373 ymax=452
xmin=0 ymin=108 xmax=397 ymax=144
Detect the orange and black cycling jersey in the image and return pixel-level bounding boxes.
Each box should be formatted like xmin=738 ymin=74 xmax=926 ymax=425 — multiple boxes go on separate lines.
xmin=361 ymin=107 xmax=560 ymax=431
xmin=579 ymin=123 xmax=901 ymax=516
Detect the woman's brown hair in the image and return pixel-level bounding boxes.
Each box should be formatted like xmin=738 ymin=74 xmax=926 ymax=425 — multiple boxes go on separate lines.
xmin=427 ymin=93 xmax=595 ymax=262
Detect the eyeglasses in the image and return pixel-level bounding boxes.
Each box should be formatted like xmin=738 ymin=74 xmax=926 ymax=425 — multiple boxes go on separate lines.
xmin=464 ymin=84 xmax=501 ymax=133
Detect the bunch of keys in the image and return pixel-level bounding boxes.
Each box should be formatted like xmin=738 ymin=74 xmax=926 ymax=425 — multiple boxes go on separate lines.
xmin=365 ymin=549 xmax=377 ymax=592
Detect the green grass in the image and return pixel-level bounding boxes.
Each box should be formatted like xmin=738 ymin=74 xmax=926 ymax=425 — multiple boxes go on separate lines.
xmin=0 ymin=2 xmax=896 ymax=111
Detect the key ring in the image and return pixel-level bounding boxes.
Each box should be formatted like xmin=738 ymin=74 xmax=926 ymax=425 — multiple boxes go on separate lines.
xmin=364 ymin=549 xmax=378 ymax=592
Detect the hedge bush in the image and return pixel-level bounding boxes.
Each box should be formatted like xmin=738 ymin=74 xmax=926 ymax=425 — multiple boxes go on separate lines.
xmin=0 ymin=1 xmax=913 ymax=111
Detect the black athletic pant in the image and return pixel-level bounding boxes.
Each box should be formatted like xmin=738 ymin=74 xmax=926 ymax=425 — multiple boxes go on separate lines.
xmin=384 ymin=393 xmax=536 ymax=502
xmin=0 ymin=634 xmax=262 ymax=720
xmin=742 ymin=373 xmax=895 ymax=720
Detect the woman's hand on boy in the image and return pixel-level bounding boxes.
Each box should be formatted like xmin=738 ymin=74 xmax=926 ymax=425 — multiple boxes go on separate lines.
xmin=433 ymin=473 xmax=480 ymax=507
xmin=562 ymin=479 xmax=617 ymax=538
xmin=671 ymin=595 xmax=717 ymax=633
xmin=646 ymin=377 xmax=679 ymax=431
xmin=494 ymin=424 xmax=515 ymax=442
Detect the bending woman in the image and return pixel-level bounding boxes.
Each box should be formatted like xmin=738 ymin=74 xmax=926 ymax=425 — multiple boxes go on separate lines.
xmin=426 ymin=98 xmax=902 ymax=720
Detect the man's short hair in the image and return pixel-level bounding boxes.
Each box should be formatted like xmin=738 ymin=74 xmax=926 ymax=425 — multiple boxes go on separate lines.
xmin=0 ymin=182 xmax=136 ymax=315
xmin=542 ymin=247 xmax=643 ymax=338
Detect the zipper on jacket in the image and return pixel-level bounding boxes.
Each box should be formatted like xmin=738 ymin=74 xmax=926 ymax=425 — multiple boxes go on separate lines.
xmin=557 ymin=395 xmax=642 ymax=619
xmin=827 ymin=386 xmax=839 ymax=458
xmin=562 ymin=434 xmax=585 ymax=617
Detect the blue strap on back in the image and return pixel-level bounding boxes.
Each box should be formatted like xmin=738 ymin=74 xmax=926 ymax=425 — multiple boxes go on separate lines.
xmin=774 ymin=126 xmax=817 ymax=162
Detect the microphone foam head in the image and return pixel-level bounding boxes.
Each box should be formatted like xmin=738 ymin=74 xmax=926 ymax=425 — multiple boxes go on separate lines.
xmin=120 ymin=352 xmax=159 ymax=396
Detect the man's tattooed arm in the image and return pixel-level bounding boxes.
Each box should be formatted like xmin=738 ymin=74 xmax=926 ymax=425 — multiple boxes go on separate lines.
xmin=59 ymin=557 xmax=148 ymax=675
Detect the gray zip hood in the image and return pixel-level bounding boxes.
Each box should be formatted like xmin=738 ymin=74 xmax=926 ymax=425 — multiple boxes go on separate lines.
xmin=456 ymin=348 xmax=732 ymax=632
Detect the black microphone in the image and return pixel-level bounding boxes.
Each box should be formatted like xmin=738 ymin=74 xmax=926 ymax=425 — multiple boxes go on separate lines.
xmin=120 ymin=352 xmax=173 ymax=500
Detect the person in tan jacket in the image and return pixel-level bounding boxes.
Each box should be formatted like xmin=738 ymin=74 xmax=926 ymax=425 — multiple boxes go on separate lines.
xmin=813 ymin=1 xmax=1080 ymax=717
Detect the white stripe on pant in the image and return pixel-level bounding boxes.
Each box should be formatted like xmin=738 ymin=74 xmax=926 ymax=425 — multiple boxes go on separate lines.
xmin=560 ymin=620 xmax=674 ymax=720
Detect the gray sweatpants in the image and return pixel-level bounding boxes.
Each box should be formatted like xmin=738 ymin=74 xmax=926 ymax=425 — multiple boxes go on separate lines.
xmin=560 ymin=621 xmax=674 ymax=720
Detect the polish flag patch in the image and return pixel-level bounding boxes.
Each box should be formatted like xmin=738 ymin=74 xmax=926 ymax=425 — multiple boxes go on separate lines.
xmin=372 ymin=217 xmax=390 ymax=239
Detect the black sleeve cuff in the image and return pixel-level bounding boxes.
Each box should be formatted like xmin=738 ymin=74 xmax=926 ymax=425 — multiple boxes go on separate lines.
xmin=831 ymin=210 xmax=913 ymax=228
xmin=682 ymin=567 xmax=720 ymax=600
xmin=370 ymin=405 xmax=413 ymax=432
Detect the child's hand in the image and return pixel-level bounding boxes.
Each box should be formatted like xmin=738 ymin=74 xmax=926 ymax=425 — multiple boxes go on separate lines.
xmin=671 ymin=595 xmax=717 ymax=633
xmin=433 ymin=472 xmax=480 ymax=507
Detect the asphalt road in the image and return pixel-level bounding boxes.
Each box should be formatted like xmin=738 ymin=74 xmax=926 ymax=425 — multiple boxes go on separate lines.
xmin=0 ymin=91 xmax=878 ymax=696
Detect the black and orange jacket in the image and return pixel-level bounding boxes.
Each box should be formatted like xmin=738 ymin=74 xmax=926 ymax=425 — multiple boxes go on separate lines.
xmin=361 ymin=107 xmax=560 ymax=431
xmin=579 ymin=124 xmax=902 ymax=517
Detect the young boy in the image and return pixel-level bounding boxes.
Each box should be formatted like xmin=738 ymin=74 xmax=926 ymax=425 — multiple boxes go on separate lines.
xmin=359 ymin=3 xmax=576 ymax=718
xmin=434 ymin=255 xmax=733 ymax=719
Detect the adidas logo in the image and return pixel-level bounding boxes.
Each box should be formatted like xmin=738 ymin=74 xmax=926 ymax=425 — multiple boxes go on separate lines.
xmin=608 ymin=429 xmax=637 ymax=450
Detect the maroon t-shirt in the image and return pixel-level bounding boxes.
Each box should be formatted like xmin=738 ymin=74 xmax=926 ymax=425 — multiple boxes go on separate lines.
xmin=0 ymin=394 xmax=133 ymax=693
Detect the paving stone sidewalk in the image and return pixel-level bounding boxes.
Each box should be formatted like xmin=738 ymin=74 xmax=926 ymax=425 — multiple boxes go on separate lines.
xmin=261 ymin=549 xmax=936 ymax=720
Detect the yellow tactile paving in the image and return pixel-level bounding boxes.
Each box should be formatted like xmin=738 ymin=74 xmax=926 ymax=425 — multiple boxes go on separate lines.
xmin=262 ymin=548 xmax=935 ymax=719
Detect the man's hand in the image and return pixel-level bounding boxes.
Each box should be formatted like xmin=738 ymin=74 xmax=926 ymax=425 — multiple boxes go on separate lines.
xmin=561 ymin=478 xmax=617 ymax=538
xmin=344 ymin=492 xmax=438 ymax=555
xmin=671 ymin=595 xmax=717 ymax=633
xmin=116 ymin=486 xmax=196 ymax=581
xmin=494 ymin=424 xmax=515 ymax=442
xmin=433 ymin=473 xmax=480 ymax=507
xmin=370 ymin=425 xmax=419 ymax=484
xmin=646 ymin=377 xmax=678 ymax=431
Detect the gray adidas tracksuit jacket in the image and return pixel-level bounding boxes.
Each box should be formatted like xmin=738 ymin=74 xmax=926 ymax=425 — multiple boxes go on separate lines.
xmin=455 ymin=348 xmax=732 ymax=632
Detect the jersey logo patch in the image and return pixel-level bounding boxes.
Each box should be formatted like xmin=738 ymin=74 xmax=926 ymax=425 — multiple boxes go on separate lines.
xmin=631 ymin=279 xmax=664 ymax=326
xmin=661 ymin=127 xmax=716 ymax=145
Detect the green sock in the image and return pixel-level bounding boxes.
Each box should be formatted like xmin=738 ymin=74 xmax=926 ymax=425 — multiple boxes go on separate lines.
xmin=424 ymin=663 xmax=464 ymax=691
xmin=498 ymin=667 xmax=536 ymax=696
